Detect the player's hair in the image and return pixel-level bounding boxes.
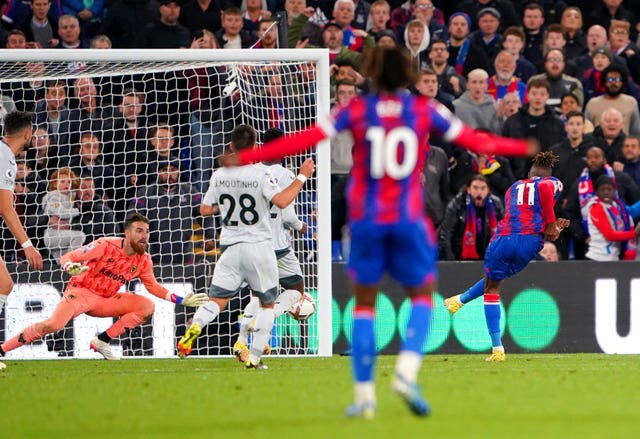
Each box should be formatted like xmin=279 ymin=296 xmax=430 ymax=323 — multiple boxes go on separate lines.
xmin=124 ymin=212 xmax=150 ymax=230
xmin=3 ymin=111 xmax=33 ymax=136
xmin=263 ymin=127 xmax=284 ymax=143
xmin=231 ymin=124 xmax=257 ymax=150
xmin=361 ymin=46 xmax=416 ymax=92
xmin=531 ymin=151 xmax=559 ymax=170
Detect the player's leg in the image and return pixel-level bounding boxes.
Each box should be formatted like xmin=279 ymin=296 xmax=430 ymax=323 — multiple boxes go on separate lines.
xmin=236 ymin=287 xmax=258 ymax=363
xmin=244 ymin=241 xmax=280 ymax=369
xmin=0 ymin=256 xmax=14 ymax=315
xmin=85 ymin=292 xmax=155 ymax=360
xmin=177 ymin=246 xmax=239 ymax=358
xmin=0 ymin=287 xmax=91 ymax=356
xmin=344 ymin=220 xmax=385 ymax=419
xmin=388 ymin=219 xmax=436 ymax=416
xmin=274 ymin=252 xmax=304 ymax=318
xmin=483 ymin=277 xmax=506 ymax=362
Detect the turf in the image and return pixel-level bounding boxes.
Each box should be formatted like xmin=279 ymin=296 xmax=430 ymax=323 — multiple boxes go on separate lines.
xmin=1 ymin=354 xmax=639 ymax=439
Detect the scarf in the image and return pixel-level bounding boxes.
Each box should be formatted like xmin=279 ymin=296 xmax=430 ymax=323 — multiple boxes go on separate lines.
xmin=472 ymin=154 xmax=501 ymax=176
xmin=451 ymin=38 xmax=470 ymax=76
xmin=578 ymin=164 xmax=618 ymax=232
xmin=594 ymin=197 xmax=635 ymax=258
xmin=461 ymin=194 xmax=498 ymax=259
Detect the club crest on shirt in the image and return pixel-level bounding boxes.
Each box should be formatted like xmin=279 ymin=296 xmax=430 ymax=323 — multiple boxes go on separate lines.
xmin=5 ymin=168 xmax=14 ymax=180
xmin=130 ymin=266 xmax=137 ymax=273
xmin=375 ymin=100 xmax=403 ymax=117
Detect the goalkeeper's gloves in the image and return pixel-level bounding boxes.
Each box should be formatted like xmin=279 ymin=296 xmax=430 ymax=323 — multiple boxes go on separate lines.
xmin=168 ymin=292 xmax=209 ymax=307
xmin=62 ymin=261 xmax=89 ymax=277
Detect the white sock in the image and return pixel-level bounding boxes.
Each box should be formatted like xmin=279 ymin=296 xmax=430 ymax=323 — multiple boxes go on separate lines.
xmin=249 ymin=307 xmax=275 ymax=364
xmin=238 ymin=296 xmax=260 ymax=345
xmin=273 ymin=289 xmax=302 ymax=318
xmin=395 ymin=350 xmax=423 ymax=383
xmin=0 ymin=294 xmax=7 ymax=313
xmin=192 ymin=301 xmax=220 ymax=328
xmin=354 ymin=381 xmax=376 ymax=405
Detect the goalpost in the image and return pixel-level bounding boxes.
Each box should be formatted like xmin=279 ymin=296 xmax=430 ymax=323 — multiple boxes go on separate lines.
xmin=0 ymin=49 xmax=332 ymax=359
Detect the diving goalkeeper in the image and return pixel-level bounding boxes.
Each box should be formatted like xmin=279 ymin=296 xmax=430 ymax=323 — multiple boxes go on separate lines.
xmin=0 ymin=213 xmax=208 ymax=361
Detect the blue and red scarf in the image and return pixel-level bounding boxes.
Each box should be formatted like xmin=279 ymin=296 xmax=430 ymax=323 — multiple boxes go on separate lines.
xmin=461 ymin=194 xmax=498 ymax=259
xmin=472 ymin=155 xmax=501 ymax=176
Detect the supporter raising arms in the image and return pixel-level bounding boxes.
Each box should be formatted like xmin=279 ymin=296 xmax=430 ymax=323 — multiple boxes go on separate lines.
xmin=221 ymin=46 xmax=535 ymax=419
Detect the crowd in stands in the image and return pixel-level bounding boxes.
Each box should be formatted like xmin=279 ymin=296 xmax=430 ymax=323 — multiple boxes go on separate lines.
xmin=2 ymin=0 xmax=640 ymax=264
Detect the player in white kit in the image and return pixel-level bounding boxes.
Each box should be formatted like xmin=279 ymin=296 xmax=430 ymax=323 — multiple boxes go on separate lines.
xmin=0 ymin=111 xmax=44 ymax=371
xmin=177 ymin=124 xmax=315 ymax=369
xmin=234 ymin=128 xmax=309 ymax=363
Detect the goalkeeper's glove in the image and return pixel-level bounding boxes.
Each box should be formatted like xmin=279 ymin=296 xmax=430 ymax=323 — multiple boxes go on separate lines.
xmin=62 ymin=261 xmax=89 ymax=277
xmin=168 ymin=292 xmax=209 ymax=307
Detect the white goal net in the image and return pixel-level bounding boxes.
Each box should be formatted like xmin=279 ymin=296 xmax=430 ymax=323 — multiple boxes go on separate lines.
xmin=0 ymin=49 xmax=332 ymax=359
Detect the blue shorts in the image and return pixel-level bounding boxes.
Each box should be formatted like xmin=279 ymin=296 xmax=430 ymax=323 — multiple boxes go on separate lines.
xmin=347 ymin=218 xmax=437 ymax=287
xmin=483 ymin=234 xmax=543 ymax=282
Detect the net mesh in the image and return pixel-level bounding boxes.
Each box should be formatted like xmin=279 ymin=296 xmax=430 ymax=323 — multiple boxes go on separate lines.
xmin=0 ymin=57 xmax=322 ymax=359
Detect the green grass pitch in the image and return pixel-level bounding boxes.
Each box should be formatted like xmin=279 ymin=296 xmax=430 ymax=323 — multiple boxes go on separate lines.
xmin=1 ymin=354 xmax=640 ymax=439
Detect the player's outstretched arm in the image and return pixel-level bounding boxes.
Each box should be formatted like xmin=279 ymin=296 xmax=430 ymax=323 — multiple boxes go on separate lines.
xmin=137 ymin=261 xmax=208 ymax=306
xmin=0 ymin=189 xmax=43 ymax=270
xmin=62 ymin=261 xmax=89 ymax=277
xmin=271 ymin=158 xmax=315 ymax=208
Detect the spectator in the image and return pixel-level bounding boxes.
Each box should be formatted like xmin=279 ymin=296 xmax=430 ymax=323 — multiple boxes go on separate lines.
xmin=179 ymin=0 xmax=224 ymax=35
xmin=286 ymin=0 xmax=327 ymax=48
xmin=593 ymin=107 xmax=627 ymax=166
xmin=607 ymin=19 xmax=640 ymax=85
xmin=469 ymin=7 xmax=503 ymax=62
xmin=423 ymin=144 xmax=450 ymax=228
xmin=255 ymin=17 xmax=279 ymax=48
xmin=42 ymin=167 xmax=86 ymax=262
xmin=560 ymin=92 xmax=594 ymax=132
xmin=453 ymin=68 xmax=501 ymax=133
xmin=551 ymin=111 xmax=595 ymax=192
xmin=501 ymin=26 xmax=536 ymax=82
xmin=581 ymin=45 xmax=613 ymax=103
xmin=456 ymin=0 xmax=519 ymax=32
xmin=529 ymin=48 xmax=583 ymax=110
xmin=394 ymin=0 xmax=447 ymax=44
xmin=585 ymin=175 xmax=638 ymax=261
xmin=128 ymin=160 xmax=216 ymax=265
xmin=89 ymin=33 xmax=111 ymax=48
xmin=331 ymin=0 xmax=373 ymax=52
xmin=502 ymin=77 xmax=565 ymax=179
xmin=389 ymin=0 xmax=445 ymax=42
xmin=487 ymin=50 xmax=527 ymax=103
xmin=61 ymin=0 xmax=105 ymax=38
xmin=55 ymin=14 xmax=89 ymax=48
xmin=367 ymin=0 xmax=390 ymax=37
xmin=2 ymin=0 xmax=62 ymax=30
xmin=69 ymin=77 xmax=113 ymax=137
xmin=351 ymin=0 xmax=371 ymax=31
xmin=20 ymin=0 xmax=60 ymax=48
xmin=374 ymin=28 xmax=398 ymax=48
xmin=538 ymin=240 xmax=560 ymax=261
xmin=563 ymin=146 xmax=640 ymax=259
xmin=618 ymin=135 xmax=640 ymax=187
xmin=215 ymin=6 xmax=258 ymax=48
xmin=446 ymin=12 xmax=491 ymax=77
xmin=403 ymin=19 xmax=430 ymax=68
xmin=501 ymin=91 xmax=521 ymax=121
xmin=560 ymin=6 xmax=587 ymax=60
xmin=412 ymin=67 xmax=454 ymax=111
xmin=242 ymin=0 xmax=272 ymax=31
xmin=426 ymin=39 xmax=465 ymax=99
xmin=100 ymin=0 xmax=158 ymax=48
xmin=136 ymin=123 xmax=181 ymax=187
xmin=137 ymin=0 xmax=192 ymax=48
xmin=542 ymin=23 xmax=566 ymax=56
xmin=438 ymin=174 xmax=505 ymax=260
xmin=75 ymin=176 xmax=118 ymax=243
xmin=330 ymin=80 xmax=357 ymax=261
xmin=589 ymin=0 xmax=638 ymax=43
xmin=573 ymin=24 xmax=618 ymax=76
xmin=585 ymin=64 xmax=640 ymax=137
xmin=514 ymin=0 xmax=567 ymax=26
xmin=25 ymin=127 xmax=56 ymax=181
xmin=522 ymin=2 xmax=546 ymax=69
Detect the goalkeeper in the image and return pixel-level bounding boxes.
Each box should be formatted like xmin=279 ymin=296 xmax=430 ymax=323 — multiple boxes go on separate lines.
xmin=0 ymin=213 xmax=208 ymax=361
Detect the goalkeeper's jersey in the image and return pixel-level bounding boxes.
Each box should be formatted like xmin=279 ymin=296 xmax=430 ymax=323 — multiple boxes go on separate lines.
xmin=0 ymin=140 xmax=17 ymax=192
xmin=204 ymin=163 xmax=281 ymax=246
xmin=266 ymin=163 xmax=303 ymax=253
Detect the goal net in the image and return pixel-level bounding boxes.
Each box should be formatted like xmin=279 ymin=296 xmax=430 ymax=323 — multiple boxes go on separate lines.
xmin=0 ymin=49 xmax=332 ymax=360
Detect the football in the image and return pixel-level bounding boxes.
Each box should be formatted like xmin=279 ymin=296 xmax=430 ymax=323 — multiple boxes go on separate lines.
xmin=288 ymin=293 xmax=316 ymax=321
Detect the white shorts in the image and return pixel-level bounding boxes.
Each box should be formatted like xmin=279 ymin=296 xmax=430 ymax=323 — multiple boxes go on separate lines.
xmin=277 ymin=250 xmax=303 ymax=287
xmin=210 ymin=241 xmax=279 ymax=303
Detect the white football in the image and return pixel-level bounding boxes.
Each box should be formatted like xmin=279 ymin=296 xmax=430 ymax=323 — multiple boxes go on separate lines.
xmin=288 ymin=293 xmax=316 ymax=321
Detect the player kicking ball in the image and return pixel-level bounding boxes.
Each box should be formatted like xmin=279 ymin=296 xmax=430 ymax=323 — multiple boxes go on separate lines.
xmin=444 ymin=152 xmax=569 ymax=361
xmin=0 ymin=213 xmax=208 ymax=362
xmin=176 ymin=124 xmax=315 ymax=369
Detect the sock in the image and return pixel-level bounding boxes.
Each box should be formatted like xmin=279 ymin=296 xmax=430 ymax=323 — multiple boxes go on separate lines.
xmin=97 ymin=332 xmax=111 ymax=343
xmin=105 ymin=312 xmax=145 ymax=339
xmin=354 ymin=381 xmax=376 ymax=406
xmin=396 ymin=296 xmax=432 ymax=382
xmin=239 ymin=297 xmax=259 ymax=346
xmin=460 ymin=279 xmax=485 ymax=304
xmin=192 ymin=301 xmax=220 ymax=328
xmin=273 ymin=289 xmax=302 ymax=318
xmin=484 ymin=293 xmax=502 ymax=348
xmin=351 ymin=305 xmax=376 ymax=383
xmin=249 ymin=306 xmax=275 ymax=364
xmin=1 ymin=324 xmax=43 ymax=353
xmin=0 ymin=294 xmax=7 ymax=313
